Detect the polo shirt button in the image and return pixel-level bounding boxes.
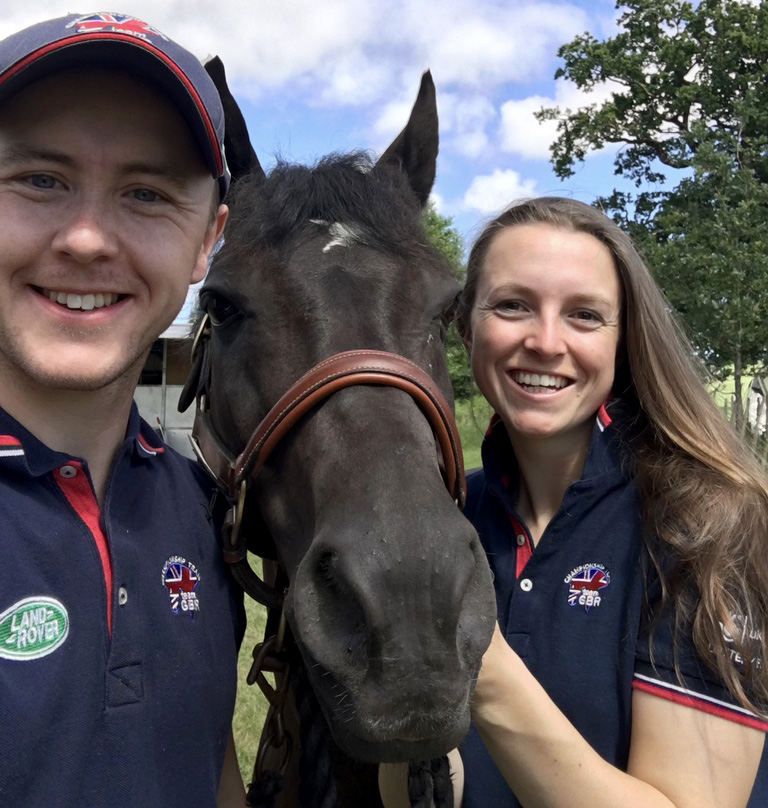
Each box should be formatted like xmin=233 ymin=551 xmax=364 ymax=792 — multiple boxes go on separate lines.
xmin=118 ymin=587 xmax=128 ymax=606
xmin=59 ymin=464 xmax=77 ymax=478
xmin=516 ymin=533 xmax=526 ymax=546
xmin=520 ymin=578 xmax=533 ymax=592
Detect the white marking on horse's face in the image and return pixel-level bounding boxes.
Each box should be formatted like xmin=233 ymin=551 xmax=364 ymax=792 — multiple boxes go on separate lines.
xmin=319 ymin=222 xmax=363 ymax=253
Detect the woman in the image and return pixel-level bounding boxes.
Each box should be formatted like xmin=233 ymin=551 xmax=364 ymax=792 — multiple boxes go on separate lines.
xmin=454 ymin=197 xmax=768 ymax=808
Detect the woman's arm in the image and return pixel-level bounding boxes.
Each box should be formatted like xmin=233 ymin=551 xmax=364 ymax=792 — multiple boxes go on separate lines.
xmin=472 ymin=624 xmax=764 ymax=808
xmin=217 ymin=729 xmax=247 ymax=808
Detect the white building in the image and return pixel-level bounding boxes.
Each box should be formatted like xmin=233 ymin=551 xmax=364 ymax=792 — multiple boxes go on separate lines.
xmin=134 ymin=323 xmax=196 ymax=457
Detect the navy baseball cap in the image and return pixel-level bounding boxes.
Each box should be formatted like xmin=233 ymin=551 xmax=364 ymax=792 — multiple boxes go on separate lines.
xmin=0 ymin=12 xmax=230 ymax=198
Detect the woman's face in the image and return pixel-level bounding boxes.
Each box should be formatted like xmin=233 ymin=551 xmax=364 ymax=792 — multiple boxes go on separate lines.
xmin=468 ymin=222 xmax=622 ymax=449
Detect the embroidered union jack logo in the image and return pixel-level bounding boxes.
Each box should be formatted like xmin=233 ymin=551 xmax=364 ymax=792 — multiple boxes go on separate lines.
xmin=68 ymin=13 xmax=168 ymax=42
xmin=564 ymin=563 xmax=610 ymax=612
xmin=162 ymin=556 xmax=201 ymax=616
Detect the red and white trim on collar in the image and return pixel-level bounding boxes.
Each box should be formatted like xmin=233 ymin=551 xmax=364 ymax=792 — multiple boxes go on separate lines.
xmin=0 ymin=435 xmax=24 ymax=457
xmin=633 ymin=672 xmax=768 ymax=732
xmin=596 ymin=401 xmax=613 ymax=432
xmin=137 ymin=433 xmax=165 ymax=457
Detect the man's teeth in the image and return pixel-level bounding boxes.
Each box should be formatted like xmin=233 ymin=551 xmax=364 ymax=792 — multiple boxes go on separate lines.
xmin=513 ymin=371 xmax=568 ymax=389
xmin=45 ymin=290 xmax=119 ymax=311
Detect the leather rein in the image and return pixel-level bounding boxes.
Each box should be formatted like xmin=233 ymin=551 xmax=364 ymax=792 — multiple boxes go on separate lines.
xmin=185 ymin=312 xmax=467 ymax=610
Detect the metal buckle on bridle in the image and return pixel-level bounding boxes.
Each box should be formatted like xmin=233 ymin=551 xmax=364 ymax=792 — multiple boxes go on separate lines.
xmin=221 ymin=480 xmax=248 ymax=565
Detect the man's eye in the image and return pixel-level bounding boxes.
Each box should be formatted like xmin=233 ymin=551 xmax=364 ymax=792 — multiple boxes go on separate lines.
xmin=132 ymin=188 xmax=161 ymax=203
xmin=26 ymin=174 xmax=57 ymax=189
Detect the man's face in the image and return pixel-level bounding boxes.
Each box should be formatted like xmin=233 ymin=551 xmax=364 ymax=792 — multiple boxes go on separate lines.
xmin=0 ymin=69 xmax=226 ymax=393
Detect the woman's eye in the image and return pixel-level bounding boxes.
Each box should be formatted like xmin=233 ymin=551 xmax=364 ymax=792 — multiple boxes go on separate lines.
xmin=574 ymin=310 xmax=601 ymax=322
xmin=496 ymin=300 xmax=524 ymax=313
xmin=203 ymin=292 xmax=240 ymax=327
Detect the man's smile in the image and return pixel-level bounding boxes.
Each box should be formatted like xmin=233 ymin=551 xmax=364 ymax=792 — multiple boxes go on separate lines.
xmin=37 ymin=286 xmax=124 ymax=311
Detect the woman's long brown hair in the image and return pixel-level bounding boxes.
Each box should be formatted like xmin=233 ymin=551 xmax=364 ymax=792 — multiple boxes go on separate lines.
xmin=458 ymin=196 xmax=768 ymax=714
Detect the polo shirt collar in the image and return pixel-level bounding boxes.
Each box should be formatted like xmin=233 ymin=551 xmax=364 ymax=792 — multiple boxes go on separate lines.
xmin=0 ymin=402 xmax=164 ymax=477
xmin=480 ymin=400 xmax=625 ymax=504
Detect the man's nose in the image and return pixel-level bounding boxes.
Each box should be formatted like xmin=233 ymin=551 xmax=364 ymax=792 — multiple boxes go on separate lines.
xmin=52 ymin=198 xmax=119 ymax=263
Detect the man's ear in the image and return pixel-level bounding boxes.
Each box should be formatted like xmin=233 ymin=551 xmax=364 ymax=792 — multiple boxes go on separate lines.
xmin=192 ymin=203 xmax=229 ymax=283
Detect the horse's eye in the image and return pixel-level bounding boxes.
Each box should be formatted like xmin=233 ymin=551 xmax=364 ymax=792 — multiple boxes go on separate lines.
xmin=202 ymin=291 xmax=240 ymax=327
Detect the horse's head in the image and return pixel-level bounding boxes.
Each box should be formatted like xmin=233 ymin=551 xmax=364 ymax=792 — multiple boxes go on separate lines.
xmin=192 ymin=60 xmax=495 ymax=762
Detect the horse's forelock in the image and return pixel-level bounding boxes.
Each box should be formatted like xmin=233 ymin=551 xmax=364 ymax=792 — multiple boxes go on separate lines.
xmin=223 ymin=151 xmax=425 ymax=256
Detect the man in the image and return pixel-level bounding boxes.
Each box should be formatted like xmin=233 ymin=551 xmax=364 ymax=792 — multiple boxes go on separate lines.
xmin=0 ymin=12 xmax=245 ymax=806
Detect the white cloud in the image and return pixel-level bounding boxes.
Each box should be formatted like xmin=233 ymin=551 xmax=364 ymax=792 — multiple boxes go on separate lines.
xmin=419 ymin=3 xmax=586 ymax=88
xmin=4 ymin=2 xmax=588 ymax=105
xmin=429 ymin=191 xmax=445 ymax=214
xmin=462 ymin=169 xmax=538 ymax=214
xmin=499 ymin=79 xmax=623 ymax=160
xmin=499 ymin=95 xmax=557 ymax=160
xmin=438 ymin=93 xmax=496 ymax=158
xmin=3 ymin=2 xmax=616 ymax=179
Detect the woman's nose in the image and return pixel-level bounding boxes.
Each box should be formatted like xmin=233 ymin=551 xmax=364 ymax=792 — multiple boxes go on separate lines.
xmin=522 ymin=315 xmax=566 ymax=357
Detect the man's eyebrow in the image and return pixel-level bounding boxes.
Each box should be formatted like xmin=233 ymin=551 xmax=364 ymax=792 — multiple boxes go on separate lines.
xmin=120 ymin=162 xmax=200 ymax=190
xmin=0 ymin=144 xmax=76 ymax=167
xmin=0 ymin=147 xmax=195 ymax=186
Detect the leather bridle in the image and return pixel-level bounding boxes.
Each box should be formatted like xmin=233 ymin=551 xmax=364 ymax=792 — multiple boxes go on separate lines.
xmin=184 ymin=312 xmax=467 ymax=609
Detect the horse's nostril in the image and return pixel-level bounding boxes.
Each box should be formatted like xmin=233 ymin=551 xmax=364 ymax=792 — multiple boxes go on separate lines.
xmin=317 ymin=548 xmax=340 ymax=587
xmin=299 ymin=546 xmax=370 ymax=672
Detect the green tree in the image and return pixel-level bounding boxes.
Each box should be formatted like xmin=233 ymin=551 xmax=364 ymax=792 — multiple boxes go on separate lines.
xmin=422 ymin=205 xmax=473 ymax=400
xmin=538 ymin=0 xmax=768 ymax=425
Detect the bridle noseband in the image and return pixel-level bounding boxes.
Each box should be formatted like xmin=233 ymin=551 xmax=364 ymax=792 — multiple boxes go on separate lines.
xmin=183 ymin=312 xmax=467 ymax=608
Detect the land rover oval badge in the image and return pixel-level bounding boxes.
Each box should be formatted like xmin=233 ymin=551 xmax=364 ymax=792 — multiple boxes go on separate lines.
xmin=0 ymin=597 xmax=69 ymax=660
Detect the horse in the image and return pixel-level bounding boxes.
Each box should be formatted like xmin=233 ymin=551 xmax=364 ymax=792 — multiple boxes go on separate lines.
xmin=181 ymin=60 xmax=496 ymax=807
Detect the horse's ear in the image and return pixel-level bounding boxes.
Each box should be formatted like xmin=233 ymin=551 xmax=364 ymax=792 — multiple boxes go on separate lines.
xmin=205 ymin=56 xmax=267 ymax=184
xmin=376 ymin=70 xmax=438 ymax=207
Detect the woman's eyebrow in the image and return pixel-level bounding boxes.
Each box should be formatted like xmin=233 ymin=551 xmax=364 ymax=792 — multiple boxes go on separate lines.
xmin=485 ymin=282 xmax=618 ymax=309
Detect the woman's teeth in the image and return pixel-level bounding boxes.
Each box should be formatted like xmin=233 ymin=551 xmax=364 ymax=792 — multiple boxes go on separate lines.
xmin=513 ymin=371 xmax=569 ymax=390
xmin=43 ymin=290 xmax=119 ymax=311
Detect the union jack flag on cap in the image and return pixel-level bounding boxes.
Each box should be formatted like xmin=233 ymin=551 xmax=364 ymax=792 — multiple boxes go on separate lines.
xmin=0 ymin=11 xmax=230 ymax=198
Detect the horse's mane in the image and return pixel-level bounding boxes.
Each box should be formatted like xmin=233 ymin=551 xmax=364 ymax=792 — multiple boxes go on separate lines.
xmin=222 ymin=151 xmax=427 ymax=256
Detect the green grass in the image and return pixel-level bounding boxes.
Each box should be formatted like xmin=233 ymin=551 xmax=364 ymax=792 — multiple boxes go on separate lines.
xmin=456 ymin=395 xmax=492 ymax=472
xmin=232 ymin=398 xmax=489 ymax=782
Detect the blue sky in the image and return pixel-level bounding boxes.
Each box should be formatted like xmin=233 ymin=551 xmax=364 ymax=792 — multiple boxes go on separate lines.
xmin=7 ymin=2 xmax=641 ymax=321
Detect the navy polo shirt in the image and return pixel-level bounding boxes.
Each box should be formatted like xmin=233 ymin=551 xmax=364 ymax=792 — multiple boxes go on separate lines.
xmin=0 ymin=405 xmax=243 ymax=807
xmin=460 ymin=405 xmax=768 ymax=807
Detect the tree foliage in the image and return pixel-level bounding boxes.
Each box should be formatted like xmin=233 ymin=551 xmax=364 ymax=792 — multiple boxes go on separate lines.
xmin=422 ymin=205 xmax=473 ymax=400
xmin=538 ymin=0 xmax=768 ymax=423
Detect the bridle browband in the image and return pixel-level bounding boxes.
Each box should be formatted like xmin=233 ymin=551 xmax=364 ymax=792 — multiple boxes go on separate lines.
xmin=184 ymin=312 xmax=467 ymax=609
